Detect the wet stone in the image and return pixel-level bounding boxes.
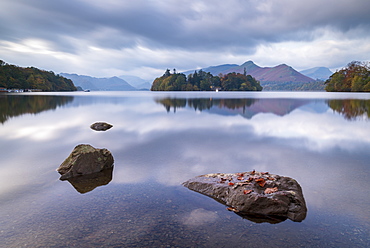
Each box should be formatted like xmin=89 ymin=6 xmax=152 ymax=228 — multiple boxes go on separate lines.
xmin=90 ymin=122 xmax=113 ymax=131
xmin=183 ymin=171 xmax=307 ymax=223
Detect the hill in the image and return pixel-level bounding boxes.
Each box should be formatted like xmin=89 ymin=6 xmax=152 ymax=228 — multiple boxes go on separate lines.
xmin=182 ymin=61 xmax=321 ymax=91
xmin=0 ymin=60 xmax=76 ymax=91
xmin=118 ymin=75 xmax=151 ymax=90
xmin=182 ymin=64 xmax=238 ymax=76
xmin=300 ymin=67 xmax=333 ymax=80
xmin=61 ymin=73 xmax=137 ymax=91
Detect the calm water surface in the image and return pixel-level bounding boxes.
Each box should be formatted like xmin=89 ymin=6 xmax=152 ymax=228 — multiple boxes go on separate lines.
xmin=0 ymin=91 xmax=369 ymax=247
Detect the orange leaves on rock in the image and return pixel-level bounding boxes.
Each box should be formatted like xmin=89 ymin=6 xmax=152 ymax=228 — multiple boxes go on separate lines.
xmin=243 ymin=189 xmax=252 ymax=194
xmin=226 ymin=207 xmax=239 ymax=213
xmin=264 ymin=187 xmax=278 ymax=194
xmin=255 ymin=178 xmax=266 ymax=187
xmin=228 ymin=182 xmax=235 ymax=186
xmin=237 ymin=176 xmax=244 ymax=180
xmin=251 ymin=170 xmax=255 ymax=175
xmin=236 ymin=173 xmax=244 ymax=177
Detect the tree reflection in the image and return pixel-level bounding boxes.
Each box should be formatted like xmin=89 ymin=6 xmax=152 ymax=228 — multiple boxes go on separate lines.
xmin=0 ymin=94 xmax=74 ymax=123
xmin=156 ymin=98 xmax=256 ymax=113
xmin=327 ymin=99 xmax=370 ymax=120
xmin=155 ymin=97 xmax=314 ymax=118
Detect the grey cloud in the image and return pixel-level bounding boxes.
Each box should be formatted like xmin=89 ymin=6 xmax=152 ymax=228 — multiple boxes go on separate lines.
xmin=0 ymin=0 xmax=369 ymax=77
xmin=2 ymin=0 xmax=369 ymax=53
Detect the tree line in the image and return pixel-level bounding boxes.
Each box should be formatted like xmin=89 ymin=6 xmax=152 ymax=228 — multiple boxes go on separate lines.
xmin=0 ymin=60 xmax=76 ymax=91
xmin=325 ymin=61 xmax=370 ymax=92
xmin=151 ymin=69 xmax=263 ymax=91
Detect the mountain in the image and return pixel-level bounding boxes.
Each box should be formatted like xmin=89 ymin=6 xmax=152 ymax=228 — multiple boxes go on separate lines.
xmin=182 ymin=64 xmax=238 ymax=76
xmin=299 ymin=67 xmax=333 ymax=81
xmin=61 ymin=73 xmax=137 ymax=91
xmin=119 ymin=75 xmax=151 ymax=90
xmin=181 ymin=61 xmax=322 ymax=91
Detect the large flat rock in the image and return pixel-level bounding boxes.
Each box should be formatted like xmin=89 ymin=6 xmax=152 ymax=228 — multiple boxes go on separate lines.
xmin=183 ymin=171 xmax=307 ymax=222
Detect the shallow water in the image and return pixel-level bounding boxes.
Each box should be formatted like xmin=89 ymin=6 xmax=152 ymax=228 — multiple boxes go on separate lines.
xmin=0 ymin=91 xmax=369 ymax=247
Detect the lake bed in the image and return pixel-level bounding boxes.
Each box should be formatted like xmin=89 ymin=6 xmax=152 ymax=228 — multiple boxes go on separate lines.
xmin=1 ymin=91 xmax=369 ymax=247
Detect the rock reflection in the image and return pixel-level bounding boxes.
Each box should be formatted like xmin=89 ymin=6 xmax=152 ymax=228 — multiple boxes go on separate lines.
xmin=327 ymin=99 xmax=370 ymax=120
xmin=64 ymin=167 xmax=113 ymax=194
xmin=235 ymin=212 xmax=287 ymax=224
xmin=0 ymin=94 xmax=74 ymax=123
xmin=155 ymin=97 xmax=312 ymax=118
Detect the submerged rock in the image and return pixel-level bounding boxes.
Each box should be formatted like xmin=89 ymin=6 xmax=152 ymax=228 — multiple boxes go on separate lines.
xmin=90 ymin=122 xmax=113 ymax=131
xmin=57 ymin=144 xmax=114 ymax=180
xmin=183 ymin=171 xmax=307 ymax=222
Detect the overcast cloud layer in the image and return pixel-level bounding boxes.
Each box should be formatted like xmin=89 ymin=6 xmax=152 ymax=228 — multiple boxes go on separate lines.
xmin=1 ymin=0 xmax=370 ymax=80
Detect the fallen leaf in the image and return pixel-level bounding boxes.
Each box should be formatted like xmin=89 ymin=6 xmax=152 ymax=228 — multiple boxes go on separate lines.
xmin=237 ymin=176 xmax=244 ymax=180
xmin=227 ymin=207 xmax=239 ymax=212
xmin=251 ymin=170 xmax=255 ymax=175
xmin=243 ymin=189 xmax=252 ymax=194
xmin=228 ymin=182 xmax=235 ymax=186
xmin=255 ymin=178 xmax=266 ymax=187
xmin=264 ymin=187 xmax=278 ymax=194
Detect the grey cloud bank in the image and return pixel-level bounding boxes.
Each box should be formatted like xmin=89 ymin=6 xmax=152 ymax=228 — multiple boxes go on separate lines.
xmin=0 ymin=0 xmax=369 ymax=80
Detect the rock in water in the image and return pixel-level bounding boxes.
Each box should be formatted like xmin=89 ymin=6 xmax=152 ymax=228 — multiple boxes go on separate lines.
xmin=183 ymin=171 xmax=307 ymax=222
xmin=57 ymin=144 xmax=114 ymax=180
xmin=90 ymin=122 xmax=113 ymax=131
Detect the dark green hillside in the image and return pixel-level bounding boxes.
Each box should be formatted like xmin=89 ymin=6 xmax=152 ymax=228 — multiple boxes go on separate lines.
xmin=0 ymin=60 xmax=76 ymax=91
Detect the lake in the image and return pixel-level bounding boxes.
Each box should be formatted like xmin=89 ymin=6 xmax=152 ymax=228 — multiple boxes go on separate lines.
xmin=1 ymin=91 xmax=369 ymax=247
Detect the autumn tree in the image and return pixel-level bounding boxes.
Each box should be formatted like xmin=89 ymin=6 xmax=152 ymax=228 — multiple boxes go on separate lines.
xmin=325 ymin=61 xmax=370 ymax=92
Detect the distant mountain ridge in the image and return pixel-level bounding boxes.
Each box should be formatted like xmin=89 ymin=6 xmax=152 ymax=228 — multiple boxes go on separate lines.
xmin=182 ymin=61 xmax=328 ymax=91
xmin=299 ymin=67 xmax=333 ymax=81
xmin=118 ymin=75 xmax=151 ymax=90
xmin=61 ymin=73 xmax=137 ymax=91
xmin=183 ymin=61 xmax=314 ymax=84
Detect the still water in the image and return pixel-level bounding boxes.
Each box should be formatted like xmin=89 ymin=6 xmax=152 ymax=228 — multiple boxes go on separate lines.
xmin=0 ymin=91 xmax=369 ymax=247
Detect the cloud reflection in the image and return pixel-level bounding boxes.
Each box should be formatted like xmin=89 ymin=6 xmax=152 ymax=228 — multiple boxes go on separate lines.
xmin=1 ymin=93 xmax=369 ymax=224
xmin=181 ymin=208 xmax=219 ymax=226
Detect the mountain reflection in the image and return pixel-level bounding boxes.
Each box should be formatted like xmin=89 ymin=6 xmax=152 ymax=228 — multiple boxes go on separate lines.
xmin=0 ymin=94 xmax=74 ymax=123
xmin=156 ymin=98 xmax=311 ymax=118
xmin=327 ymin=99 xmax=370 ymax=120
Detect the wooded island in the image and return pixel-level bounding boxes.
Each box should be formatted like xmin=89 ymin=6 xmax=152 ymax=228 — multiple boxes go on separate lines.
xmin=151 ymin=69 xmax=263 ymax=91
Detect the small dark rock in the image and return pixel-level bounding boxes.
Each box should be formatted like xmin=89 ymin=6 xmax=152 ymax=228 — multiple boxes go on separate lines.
xmin=183 ymin=171 xmax=307 ymax=222
xmin=57 ymin=144 xmax=114 ymax=180
xmin=90 ymin=122 xmax=113 ymax=131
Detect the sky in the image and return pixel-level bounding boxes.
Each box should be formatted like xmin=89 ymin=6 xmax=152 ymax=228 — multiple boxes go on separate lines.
xmin=1 ymin=0 xmax=370 ymax=81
